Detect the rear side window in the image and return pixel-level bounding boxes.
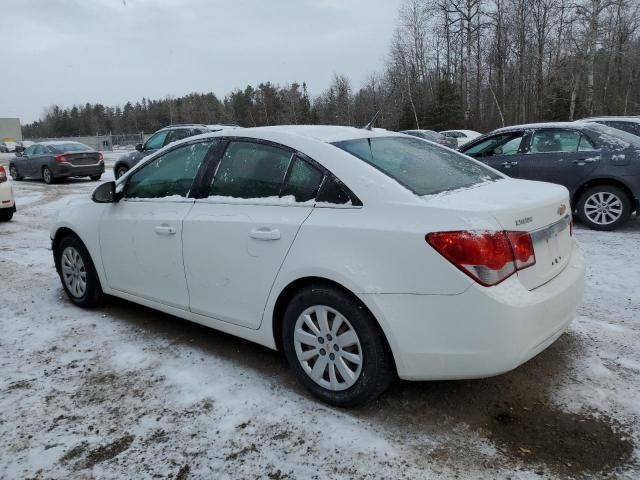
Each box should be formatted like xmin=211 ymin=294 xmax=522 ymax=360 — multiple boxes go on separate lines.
xmin=334 ymin=136 xmax=501 ymax=196
xmin=210 ymin=141 xmax=292 ymax=199
xmin=127 ymin=141 xmax=213 ymax=199
xmin=281 ymin=156 xmax=324 ymax=202
xmin=529 ymin=129 xmax=581 ymax=153
xmin=167 ymin=128 xmax=193 ymax=144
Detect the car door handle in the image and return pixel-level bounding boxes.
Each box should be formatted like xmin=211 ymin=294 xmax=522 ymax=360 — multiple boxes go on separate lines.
xmin=249 ymin=227 xmax=281 ymax=241
xmin=501 ymin=161 xmax=518 ymax=167
xmin=154 ymin=225 xmax=176 ymax=235
xmin=573 ymin=158 xmax=595 ymax=164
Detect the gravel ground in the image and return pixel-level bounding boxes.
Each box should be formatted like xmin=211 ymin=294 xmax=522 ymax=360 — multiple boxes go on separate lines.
xmin=1 ymin=150 xmax=639 ymax=479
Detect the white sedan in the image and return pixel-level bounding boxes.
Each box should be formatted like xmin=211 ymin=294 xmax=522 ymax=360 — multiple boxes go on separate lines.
xmin=0 ymin=165 xmax=16 ymax=221
xmin=50 ymin=126 xmax=585 ymax=407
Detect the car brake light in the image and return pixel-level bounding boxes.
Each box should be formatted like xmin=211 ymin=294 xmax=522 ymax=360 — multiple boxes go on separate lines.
xmin=426 ymin=230 xmax=536 ymax=286
xmin=55 ymin=154 xmax=66 ymax=163
xmin=0 ymin=166 xmax=6 ymax=183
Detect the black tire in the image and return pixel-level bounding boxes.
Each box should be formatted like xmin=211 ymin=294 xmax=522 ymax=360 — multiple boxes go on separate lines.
xmin=115 ymin=166 xmax=128 ymax=179
xmin=9 ymin=165 xmax=22 ymax=181
xmin=282 ymin=284 xmax=394 ymax=408
xmin=90 ymin=174 xmax=102 ymax=181
xmin=55 ymin=235 xmax=104 ymax=308
xmin=577 ymin=185 xmax=631 ymax=231
xmin=42 ymin=166 xmax=54 ymax=184
xmin=0 ymin=208 xmax=13 ymax=222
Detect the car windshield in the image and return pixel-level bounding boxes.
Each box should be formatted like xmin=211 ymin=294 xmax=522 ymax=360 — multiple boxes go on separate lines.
xmin=333 ymin=136 xmax=502 ymax=196
xmin=50 ymin=143 xmax=92 ymax=153
xmin=586 ymin=123 xmax=640 ymax=146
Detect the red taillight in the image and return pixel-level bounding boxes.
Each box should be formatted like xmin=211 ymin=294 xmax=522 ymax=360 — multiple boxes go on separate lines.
xmin=426 ymin=230 xmax=536 ymax=286
xmin=54 ymin=154 xmax=66 ymax=163
xmin=0 ymin=166 xmax=6 ymax=183
xmin=98 ymin=152 xmax=103 ymax=161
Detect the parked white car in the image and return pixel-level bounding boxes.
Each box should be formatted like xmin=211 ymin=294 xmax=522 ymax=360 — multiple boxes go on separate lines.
xmin=50 ymin=126 xmax=585 ymax=406
xmin=440 ymin=129 xmax=482 ymax=148
xmin=0 ymin=166 xmax=16 ymax=221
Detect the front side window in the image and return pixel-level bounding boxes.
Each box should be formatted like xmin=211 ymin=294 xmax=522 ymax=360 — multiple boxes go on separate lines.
xmin=210 ymin=141 xmax=292 ymax=199
xmin=334 ymin=136 xmax=502 ymax=196
xmin=528 ymin=129 xmax=581 ymax=153
xmin=144 ymin=131 xmax=169 ymax=150
xmin=463 ymin=132 xmax=525 ymax=157
xmin=126 ymin=141 xmax=213 ymax=199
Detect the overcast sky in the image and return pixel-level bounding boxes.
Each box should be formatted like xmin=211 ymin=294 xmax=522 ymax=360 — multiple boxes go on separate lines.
xmin=1 ymin=0 xmax=401 ymax=123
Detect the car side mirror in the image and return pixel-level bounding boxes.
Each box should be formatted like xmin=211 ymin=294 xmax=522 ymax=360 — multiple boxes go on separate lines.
xmin=92 ymin=181 xmax=119 ymax=203
xmin=135 ymin=143 xmax=144 ymax=152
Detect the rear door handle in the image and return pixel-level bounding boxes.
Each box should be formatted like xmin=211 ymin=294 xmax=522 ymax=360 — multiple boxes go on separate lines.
xmin=249 ymin=227 xmax=281 ymax=241
xmin=573 ymin=158 xmax=595 ymax=164
xmin=501 ymin=161 xmax=518 ymax=167
xmin=154 ymin=225 xmax=176 ymax=235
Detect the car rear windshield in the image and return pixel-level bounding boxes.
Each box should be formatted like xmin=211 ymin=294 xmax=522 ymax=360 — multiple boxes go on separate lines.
xmin=333 ymin=136 xmax=502 ymax=196
xmin=50 ymin=143 xmax=92 ymax=153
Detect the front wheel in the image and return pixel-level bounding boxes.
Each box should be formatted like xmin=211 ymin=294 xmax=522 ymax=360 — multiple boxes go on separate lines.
xmin=577 ymin=185 xmax=631 ymax=231
xmin=9 ymin=165 xmax=22 ymax=181
xmin=282 ymin=284 xmax=394 ymax=407
xmin=115 ymin=166 xmax=128 ymax=179
xmin=42 ymin=166 xmax=54 ymax=184
xmin=55 ymin=235 xmax=104 ymax=307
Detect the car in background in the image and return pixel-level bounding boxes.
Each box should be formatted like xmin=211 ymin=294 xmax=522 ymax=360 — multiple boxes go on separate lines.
xmin=0 ymin=165 xmax=16 ymax=221
xmin=113 ymin=123 xmax=241 ymax=178
xmin=3 ymin=141 xmax=18 ymax=152
xmin=51 ymin=125 xmax=584 ymax=407
xmin=9 ymin=141 xmax=104 ymax=184
xmin=459 ymin=121 xmax=640 ymax=230
xmin=14 ymin=140 xmax=35 ymax=154
xmin=399 ymin=129 xmax=457 ymax=149
xmin=440 ymin=129 xmax=482 ymax=148
xmin=580 ymin=116 xmax=640 ymax=137
xmin=0 ymin=142 xmax=7 ymax=153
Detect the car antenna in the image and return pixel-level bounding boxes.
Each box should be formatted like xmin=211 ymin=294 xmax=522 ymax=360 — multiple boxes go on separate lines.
xmin=362 ymin=110 xmax=381 ymax=131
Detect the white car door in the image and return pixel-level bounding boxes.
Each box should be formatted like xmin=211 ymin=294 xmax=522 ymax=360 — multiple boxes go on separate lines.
xmin=183 ymin=141 xmax=325 ymax=329
xmin=99 ymin=140 xmax=215 ymax=309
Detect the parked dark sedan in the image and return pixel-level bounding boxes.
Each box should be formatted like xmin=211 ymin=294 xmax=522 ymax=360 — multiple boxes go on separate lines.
xmin=459 ymin=122 xmax=640 ymax=230
xmin=113 ymin=124 xmax=241 ymax=178
xmin=399 ymin=129 xmax=458 ymax=149
xmin=9 ymin=141 xmax=104 ymax=184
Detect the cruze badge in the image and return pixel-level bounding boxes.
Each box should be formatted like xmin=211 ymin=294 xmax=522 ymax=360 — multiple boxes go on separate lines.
xmin=515 ymin=216 xmax=533 ymax=226
xmin=557 ymin=204 xmax=567 ymax=216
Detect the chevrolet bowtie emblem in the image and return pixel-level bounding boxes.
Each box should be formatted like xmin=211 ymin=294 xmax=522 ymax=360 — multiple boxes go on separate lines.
xmin=557 ymin=204 xmax=567 ymax=216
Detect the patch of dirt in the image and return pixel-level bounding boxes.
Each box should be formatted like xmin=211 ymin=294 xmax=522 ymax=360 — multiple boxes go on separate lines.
xmin=486 ymin=401 xmax=634 ymax=477
xmin=225 ymin=443 xmax=258 ymax=461
xmin=175 ymin=464 xmax=190 ymax=480
xmin=80 ymin=434 xmax=135 ymax=469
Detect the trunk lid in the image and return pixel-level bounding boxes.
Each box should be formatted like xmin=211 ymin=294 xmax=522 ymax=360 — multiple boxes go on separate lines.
xmin=64 ymin=152 xmax=101 ymax=166
xmin=423 ymin=179 xmax=572 ymax=290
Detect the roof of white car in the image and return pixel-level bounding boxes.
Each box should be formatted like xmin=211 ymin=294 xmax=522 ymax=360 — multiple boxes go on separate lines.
xmin=238 ymin=125 xmax=403 ymax=143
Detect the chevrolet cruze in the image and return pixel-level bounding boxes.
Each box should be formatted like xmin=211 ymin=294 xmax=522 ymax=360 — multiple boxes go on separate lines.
xmin=50 ymin=126 xmax=585 ymax=407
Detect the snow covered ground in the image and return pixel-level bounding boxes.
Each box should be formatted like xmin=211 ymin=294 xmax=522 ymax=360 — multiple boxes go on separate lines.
xmin=1 ymin=158 xmax=639 ymax=479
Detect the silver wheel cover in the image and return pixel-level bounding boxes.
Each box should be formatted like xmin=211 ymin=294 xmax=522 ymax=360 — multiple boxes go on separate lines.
xmin=294 ymin=305 xmax=363 ymax=391
xmin=61 ymin=246 xmax=87 ymax=298
xmin=584 ymin=192 xmax=623 ymax=225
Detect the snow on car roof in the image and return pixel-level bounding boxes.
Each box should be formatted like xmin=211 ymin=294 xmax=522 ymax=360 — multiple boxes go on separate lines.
xmin=237 ymin=125 xmax=403 ymax=143
xmin=492 ymin=121 xmax=592 ymax=133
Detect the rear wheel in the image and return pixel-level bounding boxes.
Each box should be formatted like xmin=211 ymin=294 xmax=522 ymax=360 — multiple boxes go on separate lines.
xmin=577 ymin=185 xmax=631 ymax=231
xmin=9 ymin=165 xmax=22 ymax=181
xmin=116 ymin=166 xmax=128 ymax=179
xmin=42 ymin=166 xmax=54 ymax=184
xmin=0 ymin=208 xmax=13 ymax=222
xmin=55 ymin=235 xmax=104 ymax=307
xmin=282 ymin=284 xmax=394 ymax=407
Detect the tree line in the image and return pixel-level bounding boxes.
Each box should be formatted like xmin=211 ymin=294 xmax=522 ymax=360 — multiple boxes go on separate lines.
xmin=23 ymin=0 xmax=640 ymax=138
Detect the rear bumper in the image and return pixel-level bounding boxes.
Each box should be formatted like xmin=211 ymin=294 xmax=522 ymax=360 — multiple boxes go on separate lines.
xmin=360 ymin=240 xmax=585 ymax=381
xmin=0 ymin=182 xmax=15 ymax=209
xmin=52 ymin=162 xmax=104 ymax=178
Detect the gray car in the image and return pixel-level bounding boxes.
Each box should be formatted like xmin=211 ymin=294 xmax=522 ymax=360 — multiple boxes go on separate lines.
xmin=460 ymin=121 xmax=640 ymax=230
xmin=113 ymin=124 xmax=241 ymax=178
xmin=399 ymin=129 xmax=458 ymax=149
xmin=9 ymin=141 xmax=104 ymax=184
